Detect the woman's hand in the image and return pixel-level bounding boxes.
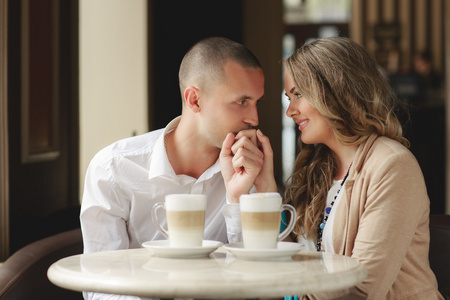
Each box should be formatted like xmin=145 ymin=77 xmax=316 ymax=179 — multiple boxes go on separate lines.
xmin=219 ymin=129 xmax=277 ymax=203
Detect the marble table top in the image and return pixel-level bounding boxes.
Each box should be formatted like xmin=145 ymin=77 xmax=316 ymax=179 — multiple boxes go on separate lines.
xmin=47 ymin=247 xmax=367 ymax=299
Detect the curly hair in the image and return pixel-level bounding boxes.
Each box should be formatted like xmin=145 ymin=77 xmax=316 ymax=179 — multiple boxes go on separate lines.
xmin=283 ymin=37 xmax=409 ymax=242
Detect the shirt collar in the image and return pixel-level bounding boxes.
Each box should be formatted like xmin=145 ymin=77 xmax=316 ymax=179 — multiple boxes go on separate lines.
xmin=148 ymin=116 xmax=222 ymax=182
xmin=197 ymin=159 xmax=221 ymax=181
xmin=148 ymin=117 xmax=181 ymax=180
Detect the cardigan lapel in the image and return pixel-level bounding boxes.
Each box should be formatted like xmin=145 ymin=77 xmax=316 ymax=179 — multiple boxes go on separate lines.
xmin=332 ymin=134 xmax=379 ymax=255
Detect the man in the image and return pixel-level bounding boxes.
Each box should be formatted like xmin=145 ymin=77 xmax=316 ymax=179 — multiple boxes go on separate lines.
xmin=80 ymin=37 xmax=269 ymax=299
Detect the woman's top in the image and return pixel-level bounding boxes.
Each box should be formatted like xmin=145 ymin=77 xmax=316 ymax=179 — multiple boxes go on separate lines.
xmin=306 ymin=134 xmax=443 ymax=300
xmin=297 ymin=179 xmax=345 ymax=253
xmin=322 ymin=179 xmax=345 ymax=253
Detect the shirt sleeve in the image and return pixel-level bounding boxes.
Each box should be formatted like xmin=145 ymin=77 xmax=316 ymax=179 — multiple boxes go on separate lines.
xmin=80 ymin=153 xmax=130 ymax=254
xmin=221 ymin=202 xmax=242 ymax=243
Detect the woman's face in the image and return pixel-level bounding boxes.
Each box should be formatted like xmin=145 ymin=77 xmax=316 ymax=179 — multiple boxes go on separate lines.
xmin=284 ymin=71 xmax=334 ymax=146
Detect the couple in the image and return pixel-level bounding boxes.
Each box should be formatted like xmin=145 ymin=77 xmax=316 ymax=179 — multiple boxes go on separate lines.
xmin=80 ymin=37 xmax=442 ymax=299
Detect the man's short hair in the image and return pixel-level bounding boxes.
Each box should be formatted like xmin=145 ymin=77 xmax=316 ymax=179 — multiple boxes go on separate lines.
xmin=178 ymin=37 xmax=261 ymax=100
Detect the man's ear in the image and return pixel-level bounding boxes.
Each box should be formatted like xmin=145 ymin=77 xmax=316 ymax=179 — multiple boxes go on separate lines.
xmin=184 ymin=86 xmax=201 ymax=113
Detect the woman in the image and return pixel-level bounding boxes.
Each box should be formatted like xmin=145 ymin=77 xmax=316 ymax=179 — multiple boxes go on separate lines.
xmin=280 ymin=37 xmax=442 ymax=299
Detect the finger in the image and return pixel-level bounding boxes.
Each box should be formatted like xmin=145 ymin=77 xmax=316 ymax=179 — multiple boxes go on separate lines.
xmin=253 ymin=129 xmax=277 ymax=193
xmin=235 ymin=129 xmax=258 ymax=146
xmin=220 ymin=132 xmax=236 ymax=158
xmin=232 ymin=147 xmax=264 ymax=167
xmin=220 ymin=133 xmax=238 ymax=181
xmin=231 ymin=136 xmax=263 ymax=158
xmin=256 ymin=129 xmax=273 ymax=159
xmin=232 ymin=148 xmax=264 ymax=173
xmin=232 ymin=156 xmax=260 ymax=175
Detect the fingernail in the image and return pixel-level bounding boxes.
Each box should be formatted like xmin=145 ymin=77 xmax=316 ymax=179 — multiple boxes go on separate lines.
xmin=257 ymin=129 xmax=263 ymax=136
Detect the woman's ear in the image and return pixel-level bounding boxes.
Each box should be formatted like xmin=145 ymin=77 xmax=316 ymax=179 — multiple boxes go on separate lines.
xmin=184 ymin=86 xmax=201 ymax=113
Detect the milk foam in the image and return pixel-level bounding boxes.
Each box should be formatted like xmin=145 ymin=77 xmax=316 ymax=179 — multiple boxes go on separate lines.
xmin=165 ymin=194 xmax=206 ymax=211
xmin=240 ymin=193 xmax=281 ymax=212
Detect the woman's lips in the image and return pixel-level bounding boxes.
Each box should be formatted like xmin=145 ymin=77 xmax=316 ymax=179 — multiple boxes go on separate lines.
xmin=298 ymin=119 xmax=309 ymax=131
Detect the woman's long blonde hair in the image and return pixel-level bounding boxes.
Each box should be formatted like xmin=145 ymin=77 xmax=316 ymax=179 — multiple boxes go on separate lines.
xmin=283 ymin=37 xmax=409 ymax=242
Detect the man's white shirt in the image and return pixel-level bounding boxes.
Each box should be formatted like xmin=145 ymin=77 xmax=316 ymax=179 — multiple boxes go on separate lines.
xmin=80 ymin=117 xmax=242 ymax=300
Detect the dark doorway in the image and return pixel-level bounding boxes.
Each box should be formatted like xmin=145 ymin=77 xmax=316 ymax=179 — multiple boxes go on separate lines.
xmin=7 ymin=0 xmax=80 ymax=254
xmin=149 ymin=1 xmax=243 ymax=130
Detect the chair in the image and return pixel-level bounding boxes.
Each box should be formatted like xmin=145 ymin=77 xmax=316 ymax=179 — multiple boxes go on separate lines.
xmin=0 ymin=228 xmax=83 ymax=300
xmin=429 ymin=214 xmax=450 ymax=299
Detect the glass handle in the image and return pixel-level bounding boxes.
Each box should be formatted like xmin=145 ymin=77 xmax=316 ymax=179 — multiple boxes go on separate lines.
xmin=151 ymin=202 xmax=169 ymax=239
xmin=278 ymin=204 xmax=297 ymax=241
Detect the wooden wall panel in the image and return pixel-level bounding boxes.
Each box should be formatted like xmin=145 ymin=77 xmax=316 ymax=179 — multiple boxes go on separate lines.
xmin=0 ymin=0 xmax=9 ymax=261
xmin=446 ymin=0 xmax=450 ymax=214
xmin=366 ymin=0 xmax=378 ymax=56
xmin=351 ymin=0 xmax=445 ymax=73
xmin=382 ymin=0 xmax=395 ymax=22
xmin=243 ymin=0 xmax=283 ymax=186
xmin=350 ymin=0 xmax=363 ymax=44
xmin=431 ymin=0 xmax=443 ymax=71
xmin=351 ymin=0 xmax=447 ymax=213
xmin=398 ymin=0 xmax=411 ymax=66
xmin=415 ymin=0 xmax=427 ymax=53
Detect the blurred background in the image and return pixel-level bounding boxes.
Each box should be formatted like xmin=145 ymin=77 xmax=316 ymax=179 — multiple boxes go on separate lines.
xmin=1 ymin=0 xmax=448 ymax=260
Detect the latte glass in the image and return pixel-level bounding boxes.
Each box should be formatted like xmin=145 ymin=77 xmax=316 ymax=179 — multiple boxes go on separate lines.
xmin=151 ymin=194 xmax=206 ymax=247
xmin=240 ymin=192 xmax=296 ymax=249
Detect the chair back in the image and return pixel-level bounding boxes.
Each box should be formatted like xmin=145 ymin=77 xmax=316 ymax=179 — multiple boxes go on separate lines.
xmin=429 ymin=214 xmax=450 ymax=299
xmin=0 ymin=228 xmax=83 ymax=300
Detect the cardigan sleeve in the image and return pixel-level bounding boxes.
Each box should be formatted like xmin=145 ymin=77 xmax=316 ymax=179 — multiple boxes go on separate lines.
xmin=348 ymin=150 xmax=429 ymax=298
xmin=308 ymin=145 xmax=430 ymax=299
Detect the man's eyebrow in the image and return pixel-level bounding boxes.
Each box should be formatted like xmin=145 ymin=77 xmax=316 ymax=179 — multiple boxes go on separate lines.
xmin=238 ymin=94 xmax=264 ymax=101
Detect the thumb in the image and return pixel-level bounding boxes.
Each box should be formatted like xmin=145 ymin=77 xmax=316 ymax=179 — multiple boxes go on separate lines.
xmin=219 ymin=132 xmax=236 ymax=181
xmin=256 ymin=129 xmax=273 ymax=161
xmin=220 ymin=132 xmax=235 ymax=159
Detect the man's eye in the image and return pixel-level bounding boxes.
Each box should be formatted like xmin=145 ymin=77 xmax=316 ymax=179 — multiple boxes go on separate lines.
xmin=236 ymin=100 xmax=244 ymax=105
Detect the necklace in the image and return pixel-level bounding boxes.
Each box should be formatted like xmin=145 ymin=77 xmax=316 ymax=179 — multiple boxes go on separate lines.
xmin=316 ymin=163 xmax=352 ymax=252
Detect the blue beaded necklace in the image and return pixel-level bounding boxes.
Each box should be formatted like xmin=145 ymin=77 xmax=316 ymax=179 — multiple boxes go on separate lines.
xmin=316 ymin=163 xmax=352 ymax=252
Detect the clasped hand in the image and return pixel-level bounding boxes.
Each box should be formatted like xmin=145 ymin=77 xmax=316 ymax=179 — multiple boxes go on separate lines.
xmin=219 ymin=129 xmax=277 ymax=203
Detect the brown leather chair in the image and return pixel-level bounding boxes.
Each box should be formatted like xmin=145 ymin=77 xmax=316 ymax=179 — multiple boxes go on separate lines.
xmin=0 ymin=228 xmax=83 ymax=300
xmin=429 ymin=214 xmax=450 ymax=299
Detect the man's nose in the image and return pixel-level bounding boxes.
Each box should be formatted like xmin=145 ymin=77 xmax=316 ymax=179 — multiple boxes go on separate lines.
xmin=244 ymin=106 xmax=259 ymax=127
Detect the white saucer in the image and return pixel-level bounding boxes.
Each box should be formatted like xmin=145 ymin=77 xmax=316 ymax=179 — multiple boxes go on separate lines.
xmin=223 ymin=242 xmax=303 ymax=261
xmin=142 ymin=240 xmax=222 ymax=259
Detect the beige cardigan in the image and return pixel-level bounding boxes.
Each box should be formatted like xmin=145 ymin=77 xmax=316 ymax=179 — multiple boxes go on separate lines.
xmin=308 ymin=135 xmax=443 ymax=300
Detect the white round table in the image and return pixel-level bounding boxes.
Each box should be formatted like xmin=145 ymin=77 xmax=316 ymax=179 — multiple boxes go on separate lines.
xmin=48 ymin=247 xmax=367 ymax=299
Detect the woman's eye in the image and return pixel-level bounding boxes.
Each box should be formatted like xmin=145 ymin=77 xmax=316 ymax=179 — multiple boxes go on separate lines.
xmin=285 ymin=93 xmax=301 ymax=102
xmin=236 ymin=100 xmax=244 ymax=105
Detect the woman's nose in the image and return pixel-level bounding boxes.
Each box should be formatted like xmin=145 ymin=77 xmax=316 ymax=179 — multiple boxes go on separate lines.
xmin=286 ymin=102 xmax=297 ymax=119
